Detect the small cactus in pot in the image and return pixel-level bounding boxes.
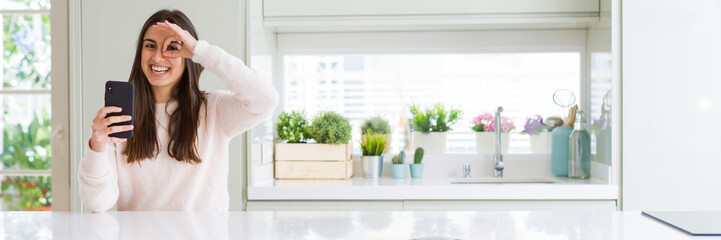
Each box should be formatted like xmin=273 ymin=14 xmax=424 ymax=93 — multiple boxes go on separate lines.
xmin=414 ymin=148 xmax=424 ymax=164
xmin=410 ymin=147 xmax=425 ymax=178
xmin=391 ymin=151 xmax=406 ymax=179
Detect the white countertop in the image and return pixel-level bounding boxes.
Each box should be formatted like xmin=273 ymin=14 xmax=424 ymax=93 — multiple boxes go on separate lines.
xmin=248 ymin=177 xmax=618 ymax=200
xmin=6 ymin=211 xmax=718 ymax=239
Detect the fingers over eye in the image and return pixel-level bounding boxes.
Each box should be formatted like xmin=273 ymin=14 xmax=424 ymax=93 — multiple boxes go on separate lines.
xmin=167 ymin=41 xmax=182 ymax=51
xmin=162 ymin=39 xmax=182 ymax=55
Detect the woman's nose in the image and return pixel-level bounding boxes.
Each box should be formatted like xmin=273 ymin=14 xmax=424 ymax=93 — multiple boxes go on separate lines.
xmin=153 ymin=49 xmax=165 ymax=62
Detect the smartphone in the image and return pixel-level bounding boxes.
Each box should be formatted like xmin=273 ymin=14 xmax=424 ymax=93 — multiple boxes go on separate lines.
xmin=104 ymin=81 xmax=135 ymax=139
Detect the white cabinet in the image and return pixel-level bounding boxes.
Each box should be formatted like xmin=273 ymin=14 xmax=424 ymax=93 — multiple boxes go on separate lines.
xmin=263 ymin=0 xmax=600 ymax=32
xmin=622 ymin=0 xmax=721 ymax=211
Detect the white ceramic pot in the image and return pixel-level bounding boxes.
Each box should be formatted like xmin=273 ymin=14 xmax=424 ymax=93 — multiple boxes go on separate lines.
xmin=529 ymin=131 xmax=552 ymax=154
xmin=412 ymin=132 xmax=447 ymax=154
xmin=475 ymin=132 xmax=509 ymax=154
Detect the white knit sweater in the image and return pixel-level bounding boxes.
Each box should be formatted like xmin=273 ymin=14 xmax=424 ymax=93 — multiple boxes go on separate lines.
xmin=78 ymin=40 xmax=279 ymax=212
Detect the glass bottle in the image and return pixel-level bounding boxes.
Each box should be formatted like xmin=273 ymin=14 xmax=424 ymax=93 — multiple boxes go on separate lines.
xmin=596 ymin=109 xmax=612 ymax=165
xmin=569 ymin=110 xmax=591 ymax=179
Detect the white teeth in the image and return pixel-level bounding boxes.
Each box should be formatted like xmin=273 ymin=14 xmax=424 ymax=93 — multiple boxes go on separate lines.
xmin=151 ymin=65 xmax=169 ymax=72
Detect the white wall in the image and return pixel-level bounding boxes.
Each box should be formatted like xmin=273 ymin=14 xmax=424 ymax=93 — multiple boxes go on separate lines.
xmin=623 ymin=0 xmax=721 ymax=210
xmin=79 ymin=0 xmax=246 ymax=210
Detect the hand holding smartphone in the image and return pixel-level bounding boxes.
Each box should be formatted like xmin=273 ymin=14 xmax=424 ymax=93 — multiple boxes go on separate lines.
xmin=104 ymin=81 xmax=135 ymax=138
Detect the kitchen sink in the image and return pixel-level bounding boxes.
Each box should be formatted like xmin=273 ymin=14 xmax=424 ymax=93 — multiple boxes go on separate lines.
xmin=449 ymin=177 xmax=561 ymax=184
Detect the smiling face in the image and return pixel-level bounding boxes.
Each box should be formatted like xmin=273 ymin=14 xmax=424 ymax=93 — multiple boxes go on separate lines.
xmin=141 ymin=27 xmax=185 ymax=94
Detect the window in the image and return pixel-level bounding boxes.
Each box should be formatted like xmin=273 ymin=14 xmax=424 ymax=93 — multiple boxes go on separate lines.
xmin=0 ymin=0 xmax=52 ymax=211
xmin=282 ymin=52 xmax=580 ymax=153
xmin=277 ymin=30 xmax=586 ymax=154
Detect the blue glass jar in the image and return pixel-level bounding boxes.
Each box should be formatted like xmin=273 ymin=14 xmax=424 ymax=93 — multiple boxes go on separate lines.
xmin=551 ymin=126 xmax=574 ymax=177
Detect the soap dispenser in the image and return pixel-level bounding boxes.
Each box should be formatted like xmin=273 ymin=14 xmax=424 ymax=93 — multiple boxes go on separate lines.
xmin=568 ymin=110 xmax=591 ymax=179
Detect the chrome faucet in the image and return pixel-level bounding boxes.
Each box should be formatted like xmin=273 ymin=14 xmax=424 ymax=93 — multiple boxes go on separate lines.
xmin=494 ymin=106 xmax=504 ymax=177
xmin=462 ymin=163 xmax=471 ymax=178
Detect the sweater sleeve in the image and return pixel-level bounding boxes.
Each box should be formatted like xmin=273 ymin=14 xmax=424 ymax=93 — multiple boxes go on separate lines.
xmin=191 ymin=40 xmax=279 ymax=137
xmin=77 ymin=139 xmax=119 ymax=213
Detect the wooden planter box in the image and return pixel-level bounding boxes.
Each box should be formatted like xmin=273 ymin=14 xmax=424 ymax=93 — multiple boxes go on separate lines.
xmin=274 ymin=142 xmax=352 ymax=161
xmin=274 ymin=142 xmax=353 ymax=179
xmin=274 ymin=158 xmax=353 ymax=179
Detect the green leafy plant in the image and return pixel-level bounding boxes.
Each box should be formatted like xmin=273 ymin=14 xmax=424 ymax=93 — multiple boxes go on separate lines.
xmin=360 ymin=131 xmax=387 ymax=156
xmin=4 ymin=13 xmax=51 ymax=89
xmin=309 ymin=111 xmax=352 ymax=144
xmin=414 ymin=147 xmax=424 ymax=164
xmin=1 ymin=109 xmax=52 ymax=210
xmin=361 ymin=116 xmax=391 ymax=135
xmin=391 ymin=151 xmax=406 ymax=164
xmin=275 ymin=110 xmax=311 ymax=143
xmin=410 ymin=103 xmax=462 ymax=133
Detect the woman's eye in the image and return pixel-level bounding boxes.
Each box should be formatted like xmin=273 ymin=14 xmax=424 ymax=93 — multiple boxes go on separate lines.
xmin=144 ymin=44 xmax=156 ymax=49
xmin=167 ymin=45 xmax=178 ymax=51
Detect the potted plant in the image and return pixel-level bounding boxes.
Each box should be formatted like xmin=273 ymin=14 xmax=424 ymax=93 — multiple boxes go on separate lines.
xmin=521 ymin=115 xmax=553 ymax=154
xmin=390 ymin=151 xmax=406 ymax=179
xmin=0 ymin=110 xmax=52 ymax=211
xmin=274 ymin=111 xmax=354 ymax=179
xmin=275 ymin=110 xmax=311 ymax=144
xmin=409 ymin=103 xmax=462 ymax=154
xmin=471 ymin=112 xmax=514 ymax=154
xmin=409 ymin=147 xmax=424 ymax=178
xmin=361 ymin=116 xmax=391 ymax=153
xmin=360 ymin=131 xmax=388 ymax=178
xmin=309 ymin=111 xmax=353 ymax=145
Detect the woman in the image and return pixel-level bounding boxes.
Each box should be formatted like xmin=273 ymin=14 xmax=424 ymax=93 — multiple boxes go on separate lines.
xmin=78 ymin=9 xmax=278 ymax=212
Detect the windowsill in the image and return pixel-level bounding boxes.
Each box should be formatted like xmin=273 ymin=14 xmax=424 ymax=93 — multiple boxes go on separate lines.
xmin=250 ymin=153 xmax=615 ymax=201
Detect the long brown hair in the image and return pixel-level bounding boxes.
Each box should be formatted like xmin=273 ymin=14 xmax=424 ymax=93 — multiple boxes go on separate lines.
xmin=124 ymin=9 xmax=207 ymax=164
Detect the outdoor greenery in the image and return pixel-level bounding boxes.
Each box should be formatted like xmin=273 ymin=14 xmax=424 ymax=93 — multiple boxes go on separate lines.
xmin=1 ymin=0 xmax=54 ymax=211
xmin=410 ymin=103 xmax=462 ymax=133
xmin=1 ymin=176 xmax=51 ymax=210
xmin=360 ymin=116 xmax=391 ymax=135
xmin=276 ymin=110 xmax=311 ymax=143
xmin=309 ymin=111 xmax=352 ymax=144
xmin=3 ymin=10 xmax=52 ymax=89
xmin=1 ymin=109 xmax=52 ymax=210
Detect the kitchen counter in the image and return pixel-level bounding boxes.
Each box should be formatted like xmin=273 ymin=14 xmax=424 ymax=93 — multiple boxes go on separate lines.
xmin=6 ymin=211 xmax=718 ymax=239
xmin=248 ymin=177 xmax=618 ymax=200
